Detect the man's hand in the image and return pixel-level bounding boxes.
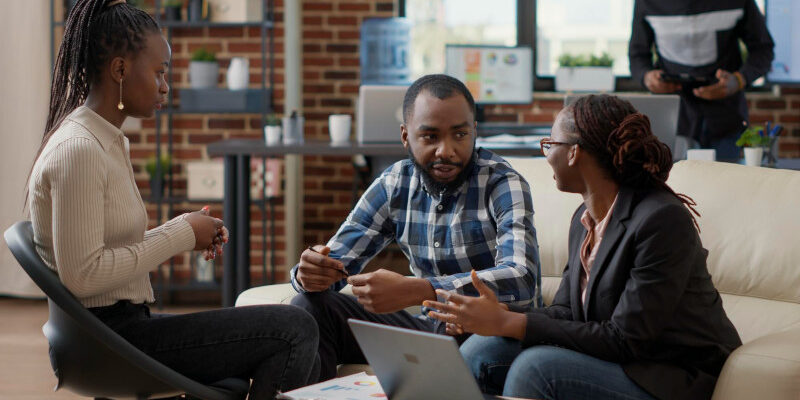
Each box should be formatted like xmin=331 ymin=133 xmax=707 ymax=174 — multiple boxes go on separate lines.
xmin=693 ymin=69 xmax=741 ymax=100
xmin=348 ymin=269 xmax=435 ymax=314
xmin=644 ymin=69 xmax=681 ymax=94
xmin=296 ymin=245 xmax=348 ymax=292
xmin=424 ymin=270 xmax=525 ymax=339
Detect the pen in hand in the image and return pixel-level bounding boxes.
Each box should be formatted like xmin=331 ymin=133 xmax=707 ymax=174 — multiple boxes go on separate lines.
xmin=307 ymin=246 xmax=349 ymax=277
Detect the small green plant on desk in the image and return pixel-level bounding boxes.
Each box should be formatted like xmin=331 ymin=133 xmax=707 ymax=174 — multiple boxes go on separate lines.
xmin=145 ymin=154 xmax=172 ymax=198
xmin=558 ymin=52 xmax=614 ymax=67
xmin=191 ymin=47 xmax=217 ymax=62
xmin=735 ymin=125 xmax=770 ymax=148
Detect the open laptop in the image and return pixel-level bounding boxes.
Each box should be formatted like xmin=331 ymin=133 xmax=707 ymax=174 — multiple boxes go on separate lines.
xmin=348 ymin=319 xmax=496 ymax=400
xmin=357 ymin=85 xmax=409 ymax=144
xmin=564 ymin=94 xmax=680 ymax=159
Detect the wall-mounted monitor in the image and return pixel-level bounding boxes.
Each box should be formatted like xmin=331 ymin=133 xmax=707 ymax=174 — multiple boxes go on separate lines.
xmin=444 ymin=45 xmax=533 ymax=104
xmin=766 ymin=0 xmax=800 ymax=83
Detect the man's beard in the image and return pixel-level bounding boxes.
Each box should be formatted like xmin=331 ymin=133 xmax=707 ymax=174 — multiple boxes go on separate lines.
xmin=408 ymin=148 xmax=476 ymax=196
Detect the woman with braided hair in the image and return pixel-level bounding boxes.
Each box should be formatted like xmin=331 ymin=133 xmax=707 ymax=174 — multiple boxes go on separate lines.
xmin=424 ymin=94 xmax=741 ymax=399
xmin=27 ymin=0 xmax=318 ymax=398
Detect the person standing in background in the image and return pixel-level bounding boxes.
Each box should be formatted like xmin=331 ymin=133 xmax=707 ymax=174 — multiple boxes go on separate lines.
xmin=629 ymin=0 xmax=774 ymax=161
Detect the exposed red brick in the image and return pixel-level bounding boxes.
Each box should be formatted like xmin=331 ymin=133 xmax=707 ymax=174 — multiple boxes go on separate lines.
xmin=778 ymin=114 xmax=800 ymax=123
xmin=228 ymin=42 xmax=263 ymax=53
xmin=171 ymin=27 xmax=204 ymax=38
xmin=303 ymin=30 xmax=334 ymax=40
xmin=304 ymin=84 xmax=334 ymax=94
xmin=303 ymin=43 xmax=322 ymax=53
xmin=188 ymin=133 xmax=225 ymax=144
xmin=340 ymin=57 xmax=360 ymax=66
xmin=328 ymin=16 xmax=358 ymax=26
xmin=209 ymin=119 xmax=246 ymax=129
xmin=749 ymin=113 xmax=773 ymax=123
xmin=375 ymin=2 xmax=394 ymax=12
xmin=171 ymin=149 xmax=203 ymax=159
xmin=208 ymin=27 xmax=244 ymax=38
xmin=339 ymin=3 xmax=371 ymax=11
xmin=146 ymin=133 xmax=184 ymax=144
xmin=326 ymin=44 xmax=358 ymax=53
xmin=320 ymin=98 xmax=353 ymax=107
xmin=304 ymin=16 xmax=323 ymax=25
xmin=303 ymin=2 xmax=333 ymax=11
xmin=337 ymin=30 xmax=361 ymax=40
xmin=755 ymin=99 xmax=787 ymax=110
xmin=522 ymin=113 xmax=556 ymax=123
xmin=172 ymin=118 xmax=203 ymax=129
xmin=187 ymin=42 xmax=223 ymax=53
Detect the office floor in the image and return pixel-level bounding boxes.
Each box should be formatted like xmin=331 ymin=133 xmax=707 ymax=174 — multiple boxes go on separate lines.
xmin=0 ymin=297 xmax=212 ymax=399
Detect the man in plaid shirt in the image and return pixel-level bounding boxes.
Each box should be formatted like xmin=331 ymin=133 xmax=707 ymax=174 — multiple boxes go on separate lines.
xmin=290 ymin=74 xmax=541 ymax=381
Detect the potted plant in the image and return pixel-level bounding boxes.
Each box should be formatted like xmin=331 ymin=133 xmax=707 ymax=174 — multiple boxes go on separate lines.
xmin=735 ymin=125 xmax=770 ymax=166
xmin=189 ymin=47 xmax=219 ymax=89
xmin=162 ymin=0 xmax=183 ymax=21
xmin=555 ymin=52 xmax=615 ymax=92
xmin=263 ymin=113 xmax=282 ymax=146
xmin=145 ymin=154 xmax=172 ymax=198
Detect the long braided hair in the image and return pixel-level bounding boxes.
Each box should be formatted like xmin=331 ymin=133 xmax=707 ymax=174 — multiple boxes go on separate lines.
xmin=561 ymin=94 xmax=701 ymax=230
xmin=25 ymin=0 xmax=159 ymax=206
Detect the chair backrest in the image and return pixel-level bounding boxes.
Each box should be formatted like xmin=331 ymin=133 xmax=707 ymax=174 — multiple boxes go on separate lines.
xmin=3 ymin=221 xmax=245 ymax=400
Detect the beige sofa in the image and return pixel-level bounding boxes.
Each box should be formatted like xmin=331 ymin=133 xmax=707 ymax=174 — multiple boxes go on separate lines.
xmin=236 ymin=159 xmax=800 ymax=399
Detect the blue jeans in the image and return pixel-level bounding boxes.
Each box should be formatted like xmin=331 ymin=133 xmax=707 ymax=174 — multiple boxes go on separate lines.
xmin=91 ymin=301 xmax=320 ymax=400
xmin=461 ymin=335 xmax=655 ymax=400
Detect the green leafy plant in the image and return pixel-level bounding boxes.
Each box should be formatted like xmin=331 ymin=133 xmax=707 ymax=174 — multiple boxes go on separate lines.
xmin=145 ymin=154 xmax=172 ymax=179
xmin=735 ymin=125 xmax=770 ymax=148
xmin=265 ymin=113 xmax=282 ymax=126
xmin=191 ymin=47 xmax=217 ymax=62
xmin=558 ymin=52 xmax=614 ymax=67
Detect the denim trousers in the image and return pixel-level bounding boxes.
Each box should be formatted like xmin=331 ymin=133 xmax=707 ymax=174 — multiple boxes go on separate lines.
xmin=460 ymin=335 xmax=655 ymax=400
xmin=90 ymin=301 xmax=320 ymax=400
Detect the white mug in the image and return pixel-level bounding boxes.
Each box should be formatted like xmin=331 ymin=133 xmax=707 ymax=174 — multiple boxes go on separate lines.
xmin=686 ymin=149 xmax=716 ymax=161
xmin=329 ymin=114 xmax=351 ymax=145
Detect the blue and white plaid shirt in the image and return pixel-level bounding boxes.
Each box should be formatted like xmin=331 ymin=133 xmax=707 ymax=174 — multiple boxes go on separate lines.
xmin=291 ymin=148 xmax=542 ymax=308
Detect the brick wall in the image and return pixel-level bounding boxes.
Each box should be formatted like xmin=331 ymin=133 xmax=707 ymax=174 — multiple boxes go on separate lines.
xmin=126 ymin=0 xmax=800 ymax=289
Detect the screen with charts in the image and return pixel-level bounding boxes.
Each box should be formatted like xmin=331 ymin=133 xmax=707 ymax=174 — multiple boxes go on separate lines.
xmin=766 ymin=0 xmax=800 ymax=83
xmin=445 ymin=45 xmax=533 ymax=104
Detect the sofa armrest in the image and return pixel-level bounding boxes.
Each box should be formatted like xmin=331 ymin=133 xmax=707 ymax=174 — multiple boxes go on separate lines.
xmin=712 ymin=324 xmax=800 ymax=400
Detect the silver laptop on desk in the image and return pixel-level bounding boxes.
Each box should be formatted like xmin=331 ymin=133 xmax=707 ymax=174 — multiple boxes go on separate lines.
xmin=348 ymin=319 xmax=496 ymax=400
xmin=564 ymin=94 xmax=680 ymax=159
xmin=357 ymin=85 xmax=409 ymax=144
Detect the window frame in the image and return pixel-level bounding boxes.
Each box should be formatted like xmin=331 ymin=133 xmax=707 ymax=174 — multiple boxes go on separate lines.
xmin=398 ymin=0 xmax=771 ymax=93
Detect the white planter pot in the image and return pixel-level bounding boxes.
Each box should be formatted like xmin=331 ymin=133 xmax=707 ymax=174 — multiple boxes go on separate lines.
xmin=189 ymin=61 xmax=219 ymax=89
xmin=555 ymin=67 xmax=615 ymax=92
xmin=743 ymin=147 xmax=764 ymax=167
xmin=263 ymin=125 xmax=282 ymax=146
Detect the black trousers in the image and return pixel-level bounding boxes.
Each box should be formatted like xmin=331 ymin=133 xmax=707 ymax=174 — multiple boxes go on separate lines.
xmin=290 ymin=290 xmax=456 ymax=381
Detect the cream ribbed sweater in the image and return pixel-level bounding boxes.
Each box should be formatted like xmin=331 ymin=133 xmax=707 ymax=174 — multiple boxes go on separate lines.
xmin=29 ymin=106 xmax=196 ymax=308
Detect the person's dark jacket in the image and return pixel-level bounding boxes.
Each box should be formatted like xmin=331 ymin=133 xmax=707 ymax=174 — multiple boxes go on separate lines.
xmin=515 ymin=186 xmax=742 ymax=400
xmin=629 ymin=0 xmax=774 ymax=144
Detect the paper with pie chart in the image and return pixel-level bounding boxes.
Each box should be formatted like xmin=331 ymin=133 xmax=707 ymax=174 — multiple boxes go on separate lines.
xmin=276 ymin=372 xmax=387 ymax=400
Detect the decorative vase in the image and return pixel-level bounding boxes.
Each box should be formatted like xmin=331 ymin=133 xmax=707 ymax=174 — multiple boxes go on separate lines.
xmin=189 ymin=60 xmax=219 ymax=89
xmin=743 ymin=147 xmax=763 ymax=167
xmin=226 ymin=57 xmax=249 ymax=90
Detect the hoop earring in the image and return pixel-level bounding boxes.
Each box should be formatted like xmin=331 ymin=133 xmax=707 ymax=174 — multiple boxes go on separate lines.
xmin=117 ymin=78 xmax=125 ymax=110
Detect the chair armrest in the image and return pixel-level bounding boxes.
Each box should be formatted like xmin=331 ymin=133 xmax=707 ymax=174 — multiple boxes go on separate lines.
xmin=235 ymin=283 xmax=356 ymax=307
xmin=712 ymin=324 xmax=800 ymax=400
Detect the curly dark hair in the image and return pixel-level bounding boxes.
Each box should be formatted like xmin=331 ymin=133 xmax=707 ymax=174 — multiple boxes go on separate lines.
xmin=561 ymin=94 xmax=700 ymax=230
xmin=25 ymin=0 xmax=160 ymax=207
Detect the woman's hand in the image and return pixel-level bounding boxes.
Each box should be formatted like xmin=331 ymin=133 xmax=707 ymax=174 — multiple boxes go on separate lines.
xmin=184 ymin=208 xmax=225 ymax=252
xmin=423 ymin=270 xmax=525 ymax=339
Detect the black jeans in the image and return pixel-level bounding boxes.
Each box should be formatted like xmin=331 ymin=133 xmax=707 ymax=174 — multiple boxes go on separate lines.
xmin=90 ymin=301 xmax=320 ymax=400
xmin=290 ymin=290 xmax=460 ymax=381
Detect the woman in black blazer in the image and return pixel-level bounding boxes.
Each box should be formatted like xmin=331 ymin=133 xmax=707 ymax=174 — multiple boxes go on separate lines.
xmin=424 ymin=94 xmax=741 ymax=400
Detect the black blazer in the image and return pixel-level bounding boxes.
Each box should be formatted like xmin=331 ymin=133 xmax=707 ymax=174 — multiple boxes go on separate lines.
xmin=519 ymin=186 xmax=741 ymax=400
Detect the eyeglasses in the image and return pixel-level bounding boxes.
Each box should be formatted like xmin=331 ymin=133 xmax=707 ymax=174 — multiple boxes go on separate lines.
xmin=540 ymin=138 xmax=575 ymax=156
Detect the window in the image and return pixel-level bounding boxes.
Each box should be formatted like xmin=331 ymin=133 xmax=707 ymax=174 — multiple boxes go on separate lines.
xmin=535 ymin=0 xmax=634 ymax=77
xmin=402 ymin=0 xmax=517 ymax=79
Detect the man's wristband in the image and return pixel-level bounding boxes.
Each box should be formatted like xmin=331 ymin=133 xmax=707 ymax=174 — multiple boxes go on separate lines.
xmin=733 ymin=71 xmax=746 ymax=91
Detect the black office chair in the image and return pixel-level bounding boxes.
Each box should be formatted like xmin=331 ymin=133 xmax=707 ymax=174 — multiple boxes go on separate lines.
xmin=4 ymin=221 xmax=248 ymax=400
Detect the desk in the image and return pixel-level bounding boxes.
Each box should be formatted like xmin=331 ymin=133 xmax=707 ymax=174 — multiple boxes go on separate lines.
xmin=207 ymin=138 xmax=542 ymax=306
